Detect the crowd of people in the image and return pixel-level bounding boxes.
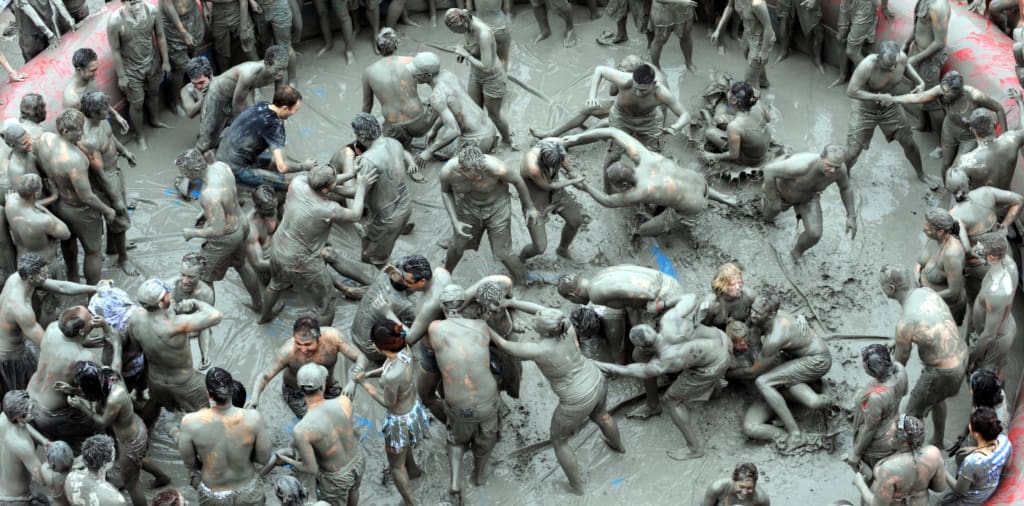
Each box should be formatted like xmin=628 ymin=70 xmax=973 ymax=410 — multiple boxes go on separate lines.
xmin=0 ymin=0 xmax=1020 ymax=503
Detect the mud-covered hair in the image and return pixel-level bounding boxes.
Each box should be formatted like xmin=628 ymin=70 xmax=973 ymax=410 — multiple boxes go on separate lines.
xmin=458 ymin=145 xmax=485 ymax=171
xmin=205 ymin=367 xmax=234 ymax=405
xmin=534 ymin=308 xmax=567 ymax=337
xmin=264 ymin=45 xmax=289 ymax=67
xmin=186 ymin=56 xmax=213 ymax=81
xmin=632 ymin=64 xmax=656 ymax=85
xmin=730 ymin=81 xmax=757 ymax=112
xmin=895 ymin=414 xmax=926 ymax=451
xmin=81 ymin=434 xmax=115 ymax=471
xmin=371 ymin=319 xmax=406 ymax=352
xmin=307 ymin=164 xmax=335 ymax=191
xmin=977 ymin=231 xmax=1008 ymax=259
xmin=46 ymin=441 xmax=74 ymax=473
xmin=2 ymin=390 xmax=32 ymax=421
xmin=861 ymin=344 xmax=894 ymax=381
xmin=753 ymin=291 xmax=781 ymax=315
xmin=970 ymin=109 xmax=997 ymax=137
xmin=293 ymin=316 xmax=322 ymax=341
xmin=476 ymin=280 xmax=504 ymax=307
xmin=73 ymin=360 xmax=107 ymax=403
xmin=879 ymin=264 xmax=912 ymax=290
xmin=712 ymin=263 xmax=742 ymax=295
xmin=252 ymin=184 xmax=277 ymax=212
xmin=72 ymin=47 xmax=97 ymax=70
xmin=377 ymin=27 xmax=399 ymax=56
xmin=628 ymin=324 xmax=657 ymax=346
xmin=3 ymin=123 xmax=27 ymax=148
xmin=443 ymin=8 xmax=471 ymax=28
xmin=924 ymin=208 xmax=959 ymax=236
xmin=941 ymin=71 xmax=964 ymax=90
xmin=878 ymin=40 xmax=901 ymax=61
xmin=393 ymin=255 xmax=432 ymax=282
xmin=151 ymin=489 xmax=185 ymax=506
xmin=19 ymin=93 xmax=45 ymax=123
xmin=617 ymin=54 xmax=644 ymax=73
xmin=56 ymin=109 xmax=84 ymax=134
xmin=970 ymin=368 xmax=1004 ymax=409
xmin=732 ymin=462 xmax=758 ymax=484
xmin=15 ymin=173 xmax=42 ymax=199
xmin=970 ymin=406 xmax=1003 ymax=441
xmin=570 ymin=306 xmax=601 ymax=337
xmin=821 ymin=144 xmax=846 ymax=164
xmin=79 ymin=90 xmax=109 ymax=120
xmin=181 ymin=251 xmax=208 ymax=274
xmin=538 ymin=140 xmax=567 ymax=169
xmin=175 ymin=148 xmax=207 ymax=173
xmin=58 ymin=307 xmax=88 ymax=337
xmin=16 ymin=253 xmax=46 ymax=279
xmin=352 ymin=112 xmax=381 ymax=142
xmin=273 ymin=85 xmax=302 ymax=109
xmin=275 ymin=476 xmax=307 ymax=506
xmin=557 ymin=273 xmax=582 ymax=299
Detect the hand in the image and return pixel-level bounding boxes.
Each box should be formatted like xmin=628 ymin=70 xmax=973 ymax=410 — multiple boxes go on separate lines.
xmin=1009 ymin=88 xmax=1023 ymax=103
xmin=700 ymin=151 xmax=716 ymax=163
xmin=353 ymin=372 xmax=366 ymax=383
xmin=800 ymin=0 xmax=816 ymax=8
xmin=47 ymin=32 xmax=59 ymax=49
xmin=453 ymin=220 xmax=474 ymax=239
xmin=162 ymin=62 xmax=171 ymax=76
xmin=453 ymin=45 xmax=470 ymax=60
xmin=54 ymin=381 xmax=75 ymax=395
xmin=240 ymin=25 xmax=254 ymax=45
xmin=66 ymin=395 xmax=89 ymax=411
xmin=115 ymin=115 xmax=130 ymax=135
xmin=710 ymin=29 xmax=721 ymax=46
xmin=911 ymin=82 xmax=926 ymax=94
xmin=276 ymin=447 xmax=295 ymax=459
xmin=662 ymin=125 xmax=679 ymax=136
xmin=182 ymin=228 xmax=196 ymax=241
xmin=846 ymin=216 xmax=858 ymax=239
xmin=249 ymin=0 xmax=263 ymax=13
xmin=842 ymin=453 xmax=861 ymax=470
xmin=561 ymin=134 xmax=578 ymax=146
xmin=8 ymin=72 xmax=27 ymax=82
xmin=102 ymin=207 xmax=116 ymax=222
xmin=595 ymin=361 xmax=613 ymax=374
xmin=118 ymin=75 xmax=128 ymax=91
xmin=356 ymin=166 xmax=379 ymax=187
xmin=122 ymin=150 xmax=137 ymax=167
xmin=583 ymin=97 xmax=601 ymax=109
xmin=183 ymin=31 xmax=196 ymax=47
xmin=415 ymin=151 xmax=432 ymax=171
xmin=174 ymin=299 xmax=198 ymax=314
xmin=407 ymin=163 xmax=426 ymax=183
xmin=875 ymin=93 xmax=894 ymax=103
xmin=341 ymin=381 xmax=356 ymax=398
xmin=526 ymin=208 xmax=540 ymax=226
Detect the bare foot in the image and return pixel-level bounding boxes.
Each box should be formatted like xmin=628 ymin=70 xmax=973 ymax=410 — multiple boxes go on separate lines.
xmin=535 ymin=30 xmax=552 ymax=43
xmin=563 ymin=29 xmax=578 ymax=48
xmin=137 ymin=136 xmax=148 ymax=151
xmin=565 ymin=481 xmax=585 ymax=496
xmin=783 ymin=432 xmax=808 ymax=451
xmin=117 ymin=257 xmax=139 ymax=276
xmin=471 ymin=465 xmax=488 ymax=486
xmin=919 ymin=174 xmax=942 ymax=191
xmin=814 ymin=60 xmax=825 ymax=74
xmin=789 ymin=248 xmax=802 ymax=263
xmin=601 ymin=434 xmax=626 ymax=453
xmin=666 ymin=447 xmax=705 ymax=461
xmin=685 ymin=63 xmax=696 ymax=72
xmin=149 ymin=120 xmax=172 ymax=129
xmin=528 ymin=127 xmax=551 ymax=139
xmin=929 ymin=146 xmax=943 ymax=159
xmin=555 ymin=247 xmax=572 ymax=259
xmin=627 ymin=404 xmax=662 ymax=419
xmin=773 ymin=51 xmax=789 ymax=64
xmin=346 ymin=50 xmax=356 ymax=64
xmin=257 ymin=304 xmax=284 ymax=324
xmin=316 ymin=44 xmax=333 ymax=57
xmin=449 ymin=490 xmax=462 ymax=506
xmin=596 ymin=31 xmax=627 ymax=46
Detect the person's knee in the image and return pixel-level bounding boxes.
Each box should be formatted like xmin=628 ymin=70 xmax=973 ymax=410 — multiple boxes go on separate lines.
xmin=804 ymin=223 xmax=823 ymax=242
xmin=754 ymin=375 xmax=779 ymax=392
xmin=895 ymin=130 xmax=917 ymax=150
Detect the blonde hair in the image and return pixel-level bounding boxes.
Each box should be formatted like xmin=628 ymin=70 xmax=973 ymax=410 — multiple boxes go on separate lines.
xmin=711 ymin=263 xmax=742 ymax=295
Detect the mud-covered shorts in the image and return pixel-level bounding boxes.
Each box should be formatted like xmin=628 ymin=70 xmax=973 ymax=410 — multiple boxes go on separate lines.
xmin=165 ymin=5 xmax=207 ymax=69
xmin=469 ymin=64 xmax=508 ymax=100
xmin=551 ymin=377 xmax=607 ymax=437
xmin=149 ymin=370 xmax=210 ymax=413
xmin=906 ymin=363 xmax=965 ymax=417
xmin=119 ymin=423 xmax=149 ymax=469
xmin=30 ymin=403 xmax=98 ymax=449
xmin=665 ymin=356 xmax=730 ymax=402
xmin=847 ymin=98 xmax=913 ymax=151
xmin=197 ymin=93 xmax=233 ymax=153
xmin=362 ymin=206 xmax=411 ymax=266
xmin=0 ymin=346 xmax=37 ymax=402
xmin=283 ymin=381 xmax=343 ymax=418
xmin=645 ymin=203 xmax=707 ymax=235
xmin=382 ymin=105 xmax=437 ymax=146
xmin=760 ymin=351 xmax=832 ymax=387
xmin=838 ymin=0 xmax=877 ymax=45
xmin=608 ymin=103 xmax=662 ymax=157
xmin=254 ymin=0 xmax=293 ymax=46
xmin=778 ymin=0 xmax=822 ymax=35
xmin=316 ymin=452 xmax=363 ymax=503
xmin=650 ymin=1 xmax=693 ymax=38
xmin=530 ymin=0 xmax=570 ymax=11
xmin=201 ymin=223 xmax=249 ymax=283
xmin=121 ymin=59 xmax=163 ymax=105
xmin=210 ymin=2 xmax=256 ymax=59
xmin=53 ymin=200 xmax=104 ymax=253
xmin=606 ymin=0 xmax=649 ymax=29
xmin=197 ymin=477 xmax=265 ymax=506
xmin=18 ymin=31 xmax=48 ymax=63
xmin=446 ymin=397 xmax=499 ymax=448
xmin=452 ymin=195 xmax=513 ymax=255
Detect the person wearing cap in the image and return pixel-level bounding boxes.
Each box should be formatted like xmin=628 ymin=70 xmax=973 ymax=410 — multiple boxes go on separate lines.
xmin=490 ymin=307 xmax=624 ymax=494
xmin=350 ymin=255 xmax=433 ymax=363
xmin=176 ymin=147 xmax=263 ymax=312
xmin=270 ymin=363 xmax=363 ymax=505
xmin=426 ymin=283 xmax=501 ymax=500
xmin=180 ymin=367 xmax=271 ymax=505
xmin=354 ymin=319 xmax=427 ymax=505
xmin=129 ymin=278 xmax=223 ymax=428
xmin=247 ymin=316 xmax=368 ymax=418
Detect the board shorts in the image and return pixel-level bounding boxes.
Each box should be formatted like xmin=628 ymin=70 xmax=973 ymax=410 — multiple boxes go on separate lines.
xmin=838 ymin=0 xmax=877 ymax=45
xmin=847 ymin=99 xmax=913 ymax=151
xmin=97 ymin=169 xmax=130 ymax=234
xmin=608 ymin=102 xmax=662 ymax=157
xmin=469 ymin=64 xmax=508 ymax=100
xmin=316 ymin=453 xmax=363 ymax=504
xmin=0 ymin=347 xmax=36 ymax=403
xmin=446 ymin=397 xmax=499 ymax=449
xmin=254 ymin=0 xmax=293 ymax=47
xmin=197 ymin=93 xmax=233 ymax=153
xmin=906 ymin=363 xmax=965 ymax=417
xmin=197 ymin=478 xmax=265 ymax=506
xmin=19 ymin=31 xmax=48 ymax=63
xmin=778 ymin=0 xmax=822 ymax=35
xmin=148 ymin=370 xmax=210 ymax=413
xmin=650 ymin=2 xmax=693 ymax=38
xmin=606 ymin=0 xmax=649 ymax=29
xmin=200 ymin=223 xmax=249 ymax=283
xmin=210 ymin=2 xmax=256 ymax=59
xmin=760 ymin=351 xmax=832 ymax=387
xmin=665 ymin=354 xmax=731 ymax=402
xmin=165 ymin=5 xmax=207 ymax=69
xmin=382 ymin=401 xmax=430 ymax=452
xmin=551 ymin=376 xmax=608 ymax=438
xmin=283 ymin=381 xmax=342 ymax=418
xmin=643 ymin=204 xmax=707 ymax=235
xmin=52 ymin=200 xmax=103 ymax=253
xmin=382 ymin=105 xmax=438 ymax=146
xmin=362 ymin=205 xmax=411 ymax=266
xmin=267 ymin=254 xmax=333 ymax=293
xmin=969 ymin=318 xmax=1015 ymax=373
xmin=914 ymin=49 xmax=947 ymax=110
xmin=777 ymin=192 xmax=822 ymax=223
xmin=119 ymin=423 xmax=149 ymax=468
xmin=121 ymin=59 xmax=162 ymax=105
xmin=452 ymin=195 xmax=512 ymax=254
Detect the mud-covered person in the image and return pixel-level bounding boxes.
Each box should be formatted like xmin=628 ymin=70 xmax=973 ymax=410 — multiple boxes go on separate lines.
xmin=564 ymin=128 xmax=736 ymax=240
xmin=308 ymin=0 xmax=356 ymax=63
xmin=107 ymin=0 xmax=171 ymax=151
xmin=696 ymin=262 xmax=754 ymax=329
xmin=271 ymin=364 xmax=363 ymax=505
xmin=169 ymin=252 xmax=216 ymax=369
xmin=761 ymin=144 xmax=857 ymax=261
xmin=414 ymin=52 xmax=502 ymax=161
xmin=247 ymin=317 xmax=368 ymax=418
xmin=879 ymin=264 xmax=967 ymax=447
xmin=161 ymin=0 xmax=208 ymax=114
xmin=79 ymin=91 xmax=138 ymax=277
xmin=362 ymin=31 xmax=439 ymax=148
xmin=702 ymin=462 xmax=771 ymax=506
xmin=350 ymin=256 xmax=430 ymax=363
xmin=207 ymin=0 xmax=258 ymax=70
xmin=888 ymin=71 xmax=1005 ymax=180
xmin=527 ymin=0 xmax=577 ymax=47
xmin=66 ymin=362 xmax=147 ymax=505
xmin=0 ymin=390 xmax=51 ymax=505
xmin=4 ymin=173 xmax=68 ymax=272
xmin=445 ymin=9 xmax=514 ymax=146
xmin=332 ymin=113 xmax=416 ymax=268
xmin=2 ymin=125 xmax=45 ymax=199
xmin=179 ymin=56 xmax=213 ymax=120
xmin=39 ymin=441 xmax=73 ymax=506
xmin=439 ymin=145 xmax=538 ymax=285
xmin=951 ymin=90 xmax=1024 ymax=191
xmin=831 ymin=0 xmax=889 ymax=87
xmin=178 ymin=148 xmax=263 ymax=310
xmin=901 ymin=0 xmax=950 ymax=133
xmin=711 ymin=0 xmax=775 ymax=88
xmin=647 ymin=0 xmax=696 ymax=70
xmin=11 ymin=0 xmax=72 ymax=63
xmin=469 ymin=0 xmax=511 ymax=64
xmin=36 ymin=109 xmax=116 ymax=285
xmin=843 ymin=344 xmax=909 ymax=477
xmin=428 ymin=284 xmax=502 ymax=501
xmin=846 ymin=41 xmax=941 ymax=190
xmin=852 ymin=415 xmax=946 ymax=505
xmin=729 ymin=293 xmax=832 ymax=450
xmin=130 ymin=279 xmax=223 ymax=426
xmin=597 ymin=324 xmax=729 ymax=460
xmin=258 ymin=164 xmax=378 ymax=325
xmin=180 ymin=367 xmax=272 ymax=505
xmin=518 ymin=138 xmax=586 ymax=263
xmin=65 ymin=434 xmax=128 ymax=506
xmin=353 ymin=320 xmax=427 ymax=505
xmin=249 ymin=0 xmax=297 ymax=84
xmin=27 ymin=306 xmax=106 ymax=448
xmin=775 ymin=0 xmax=824 ymax=72
xmin=196 ymin=46 xmax=290 ymax=155
xmin=700 ymin=81 xmax=771 ymax=168
xmin=916 ymin=208 xmax=967 ymax=323
xmin=966 ymin=233 xmax=1017 ymax=380
xmin=245 ymin=186 xmax=278 ymax=277
xmin=62 ymin=48 xmax=130 ymax=135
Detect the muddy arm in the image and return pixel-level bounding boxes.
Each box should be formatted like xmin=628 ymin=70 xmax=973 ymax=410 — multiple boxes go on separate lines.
xmin=588 ymin=67 xmax=632 ymax=102
xmin=889 ymin=86 xmax=941 ymax=105
xmin=907 ymin=8 xmax=949 ymax=67
xmin=969 ymin=87 xmax=1007 ymax=132
xmin=490 ymin=332 xmax=544 ymax=360
xmin=247 ymin=346 xmax=290 ymax=407
xmin=595 ymin=359 xmax=666 ymax=379
xmin=41 ymin=279 xmax=97 ymax=296
xmin=990 ymin=188 xmax=1024 ymax=227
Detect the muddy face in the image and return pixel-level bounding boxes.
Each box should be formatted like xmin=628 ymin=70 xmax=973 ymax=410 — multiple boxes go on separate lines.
xmin=179 ymin=263 xmax=201 ymax=293
xmin=724 ymin=275 xmax=743 ymax=299
xmin=633 ymin=82 xmax=655 ymax=98
xmin=734 ymin=479 xmax=755 ymax=499
xmin=28 ymin=264 xmax=50 ymax=287
xmin=80 ymin=61 xmax=100 ymax=82
xmin=293 ymin=335 xmax=319 ymax=357
xmin=191 ymin=74 xmax=210 ymax=92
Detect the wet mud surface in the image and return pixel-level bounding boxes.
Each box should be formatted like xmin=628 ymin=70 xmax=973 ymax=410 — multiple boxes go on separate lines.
xmin=14 ymin=2 xmax=1024 ymax=504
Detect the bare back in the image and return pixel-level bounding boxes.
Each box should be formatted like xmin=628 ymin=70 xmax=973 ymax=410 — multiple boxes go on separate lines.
xmin=35 ymin=133 xmax=91 ymax=207
xmin=896 ymin=288 xmax=966 ymax=369
xmin=294 ymin=396 xmax=359 ymax=471
xmin=364 ymin=56 xmax=427 ymax=125
xmin=181 ymin=407 xmax=267 ymax=490
xmin=428 ymin=318 xmax=498 ymax=408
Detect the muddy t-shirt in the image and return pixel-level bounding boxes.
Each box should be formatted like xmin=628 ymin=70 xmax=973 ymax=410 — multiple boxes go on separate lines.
xmin=216 ymin=101 xmax=286 ymax=169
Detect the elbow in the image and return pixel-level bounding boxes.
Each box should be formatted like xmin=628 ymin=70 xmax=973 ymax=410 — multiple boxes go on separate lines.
xmin=210 ymin=310 xmax=224 ymax=324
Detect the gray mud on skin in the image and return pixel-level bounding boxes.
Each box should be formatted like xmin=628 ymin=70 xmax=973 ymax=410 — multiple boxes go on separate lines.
xmin=45 ymin=3 xmax=1024 ymax=505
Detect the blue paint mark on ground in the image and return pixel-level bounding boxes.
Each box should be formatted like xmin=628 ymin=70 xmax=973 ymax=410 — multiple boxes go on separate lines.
xmin=650 ymin=243 xmax=679 ymax=280
xmin=526 ymin=271 xmax=561 ymax=283
xmin=311 ymin=87 xmax=326 ymax=98
xmin=299 ymin=128 xmax=313 ymax=137
xmin=610 ymin=477 xmax=625 ymax=487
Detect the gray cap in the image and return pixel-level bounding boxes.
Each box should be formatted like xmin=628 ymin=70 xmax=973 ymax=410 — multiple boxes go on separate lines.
xmin=137 ymin=279 xmax=170 ymax=307
xmin=297 ymin=363 xmax=328 ymax=390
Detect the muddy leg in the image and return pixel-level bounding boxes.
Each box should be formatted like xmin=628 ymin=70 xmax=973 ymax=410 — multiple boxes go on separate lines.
xmin=774 ymin=14 xmax=792 ymax=63
xmin=141 ymin=458 xmax=171 ymax=488
xmin=529 ymin=107 xmax=601 ymax=138
xmin=128 ymin=100 xmax=147 ymax=149
xmin=792 ymin=199 xmax=823 ymax=260
xmin=387 ymin=449 xmax=416 ymax=505
xmin=930 ymin=399 xmax=947 ymax=448
xmin=742 ymin=399 xmax=786 ymax=442
xmin=111 ymin=230 xmax=138 ymax=276
xmin=444 ymin=234 xmax=469 ymax=277
xmin=649 ymin=27 xmax=668 ymax=68
xmin=169 ymin=68 xmax=186 ymax=113
xmin=385 ymin=0 xmax=406 ymax=26
xmin=332 ymin=0 xmax=357 ymax=62
xmin=519 ymin=218 xmax=549 ymax=263
xmin=628 ymin=377 xmax=662 ymax=419
xmin=787 ymin=382 xmax=829 ymax=410
xmin=844 ymin=137 xmax=865 ymax=173
xmin=448 ymin=442 xmax=466 ymax=496
xmin=895 ymin=129 xmax=939 ymax=190
xmin=809 ymin=26 xmax=825 ymax=73
xmin=554 ymin=3 xmax=576 ymax=47
xmin=680 ymin=26 xmax=695 ymax=71
xmin=484 ymin=96 xmax=512 ymax=144
xmin=62 ymin=238 xmax=80 ymax=283
xmin=556 ymin=202 xmax=583 ymax=258
xmin=417 ymin=368 xmax=446 ymax=423
xmin=257 ymin=286 xmax=284 ymax=323
xmin=755 ymin=373 xmax=805 ymax=449
xmin=533 ymin=4 xmax=552 ymax=43
xmin=121 ymin=457 xmax=145 ymax=506
xmin=235 ymin=262 xmax=263 ymax=310
xmin=590 ymin=407 xmax=625 ymax=452
xmin=288 ymin=0 xmax=303 ymax=43
xmin=83 ymin=242 xmax=102 ymax=286
xmin=366 ymin=6 xmax=381 ymax=54
xmin=550 ymin=412 xmax=585 ymax=495
xmin=664 ymin=395 xmax=704 ymax=460
xmin=312 ymin=0 xmax=335 ymax=55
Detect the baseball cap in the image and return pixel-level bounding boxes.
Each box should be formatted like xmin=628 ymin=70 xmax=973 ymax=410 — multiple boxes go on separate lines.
xmin=296 ymin=363 xmax=328 ymax=390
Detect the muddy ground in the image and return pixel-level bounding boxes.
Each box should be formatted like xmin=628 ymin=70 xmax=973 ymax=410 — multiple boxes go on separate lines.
xmin=5 ymin=1 xmax=1024 ymax=505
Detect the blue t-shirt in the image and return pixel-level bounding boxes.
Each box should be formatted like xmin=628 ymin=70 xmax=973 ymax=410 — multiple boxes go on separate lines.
xmin=216 ymin=101 xmax=286 ymax=169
